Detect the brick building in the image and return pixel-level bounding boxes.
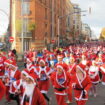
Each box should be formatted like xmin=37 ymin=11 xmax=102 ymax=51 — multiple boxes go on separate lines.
xmin=10 ymin=0 xmax=75 ymax=53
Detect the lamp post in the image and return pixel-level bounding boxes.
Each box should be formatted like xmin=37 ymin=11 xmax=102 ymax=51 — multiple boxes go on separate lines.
xmin=57 ymin=10 xmax=87 ymax=47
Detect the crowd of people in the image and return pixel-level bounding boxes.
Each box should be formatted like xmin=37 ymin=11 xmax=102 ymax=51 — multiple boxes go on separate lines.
xmin=0 ymin=42 xmax=105 ymax=105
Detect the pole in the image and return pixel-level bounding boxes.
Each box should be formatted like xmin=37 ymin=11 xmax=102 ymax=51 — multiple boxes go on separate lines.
xmin=51 ymin=0 xmax=54 ymax=40
xmin=21 ymin=0 xmax=24 ymax=53
xmin=58 ymin=18 xmax=60 ymax=47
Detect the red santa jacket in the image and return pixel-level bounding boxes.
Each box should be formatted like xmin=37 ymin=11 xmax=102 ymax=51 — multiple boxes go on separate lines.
xmin=35 ymin=66 xmax=51 ymax=80
xmin=0 ymin=79 xmax=6 ymax=100
xmin=26 ymin=64 xmax=35 ymax=73
xmin=13 ymin=79 xmax=25 ymax=96
xmin=51 ymin=71 xmax=71 ymax=95
xmin=21 ymin=86 xmax=46 ymax=105
xmin=9 ymin=69 xmax=21 ymax=94
xmin=88 ymin=65 xmax=100 ymax=84
xmin=68 ymin=63 xmax=76 ymax=75
xmin=0 ymin=56 xmax=5 ymax=77
xmin=71 ymin=72 xmax=92 ymax=101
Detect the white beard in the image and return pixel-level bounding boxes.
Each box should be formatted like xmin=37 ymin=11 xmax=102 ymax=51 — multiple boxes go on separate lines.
xmin=25 ymin=83 xmax=35 ymax=97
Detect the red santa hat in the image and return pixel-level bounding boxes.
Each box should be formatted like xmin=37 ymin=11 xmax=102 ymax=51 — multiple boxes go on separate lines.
xmin=10 ymin=60 xmax=17 ymax=68
xmin=4 ymin=59 xmax=10 ymax=65
xmin=27 ymin=58 xmax=33 ymax=63
xmin=8 ymin=51 xmax=15 ymax=57
xmin=39 ymin=59 xmax=46 ymax=64
xmin=56 ymin=64 xmax=64 ymax=70
xmin=57 ymin=55 xmax=63 ymax=59
xmin=26 ymin=73 xmax=37 ymax=85
xmin=22 ymin=69 xmax=29 ymax=76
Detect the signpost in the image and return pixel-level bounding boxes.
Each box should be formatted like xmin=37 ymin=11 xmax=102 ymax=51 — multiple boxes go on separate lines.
xmin=51 ymin=40 xmax=55 ymax=44
xmin=9 ymin=37 xmax=14 ymax=43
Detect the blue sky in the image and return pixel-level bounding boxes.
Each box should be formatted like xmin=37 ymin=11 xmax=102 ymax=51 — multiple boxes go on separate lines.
xmin=71 ymin=0 xmax=105 ymax=38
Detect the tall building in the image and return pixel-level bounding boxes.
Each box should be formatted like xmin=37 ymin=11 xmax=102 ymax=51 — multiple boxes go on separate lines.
xmin=82 ymin=23 xmax=92 ymax=41
xmin=72 ymin=4 xmax=82 ymax=42
xmin=65 ymin=0 xmax=74 ymax=43
xmin=10 ymin=0 xmax=75 ymax=53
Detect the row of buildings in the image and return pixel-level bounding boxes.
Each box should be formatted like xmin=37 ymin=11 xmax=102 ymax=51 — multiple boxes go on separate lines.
xmin=9 ymin=0 xmax=92 ymax=53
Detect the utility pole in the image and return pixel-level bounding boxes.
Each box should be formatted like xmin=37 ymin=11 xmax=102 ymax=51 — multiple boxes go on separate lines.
xmin=51 ymin=0 xmax=54 ymax=40
xmin=21 ymin=0 xmax=24 ymax=53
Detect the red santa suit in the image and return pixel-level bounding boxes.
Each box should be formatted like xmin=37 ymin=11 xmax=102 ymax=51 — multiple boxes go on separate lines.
xmin=35 ymin=66 xmax=51 ymax=94
xmin=9 ymin=69 xmax=21 ymax=94
xmin=71 ymin=65 xmax=92 ymax=105
xmin=0 ymin=79 xmax=6 ymax=100
xmin=51 ymin=64 xmax=71 ymax=105
xmin=67 ymin=63 xmax=76 ymax=102
xmin=0 ymin=56 xmax=5 ymax=78
xmin=9 ymin=61 xmax=21 ymax=95
xmin=26 ymin=58 xmax=35 ymax=73
xmin=88 ymin=65 xmax=100 ymax=84
xmin=12 ymin=69 xmax=30 ymax=96
xmin=21 ymin=73 xmax=46 ymax=105
xmin=100 ymin=64 xmax=105 ymax=85
xmin=4 ymin=59 xmax=11 ymax=101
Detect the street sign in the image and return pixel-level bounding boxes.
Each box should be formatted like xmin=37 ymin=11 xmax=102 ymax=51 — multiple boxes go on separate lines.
xmin=51 ymin=40 xmax=55 ymax=44
xmin=9 ymin=37 xmax=14 ymax=42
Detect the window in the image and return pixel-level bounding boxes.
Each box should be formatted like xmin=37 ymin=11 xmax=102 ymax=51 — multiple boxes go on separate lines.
xmin=45 ymin=8 xmax=47 ymax=19
xmin=21 ymin=2 xmax=30 ymax=15
xmin=23 ymin=18 xmax=29 ymax=33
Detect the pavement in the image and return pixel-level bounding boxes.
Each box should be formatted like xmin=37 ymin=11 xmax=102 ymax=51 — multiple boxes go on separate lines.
xmin=0 ymin=62 xmax=105 ymax=105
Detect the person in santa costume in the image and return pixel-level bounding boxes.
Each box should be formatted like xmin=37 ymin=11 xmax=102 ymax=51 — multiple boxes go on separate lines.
xmin=0 ymin=52 xmax=5 ymax=79
xmin=0 ymin=79 xmax=6 ymax=101
xmin=63 ymin=52 xmax=70 ymax=65
xmin=8 ymin=60 xmax=21 ymax=105
xmin=12 ymin=69 xmax=30 ymax=98
xmin=71 ymin=64 xmax=92 ymax=105
xmin=56 ymin=55 xmax=69 ymax=72
xmin=66 ymin=57 xmax=76 ymax=104
xmin=34 ymin=59 xmax=51 ymax=104
xmin=88 ymin=60 xmax=100 ymax=97
xmin=3 ymin=59 xmax=11 ymax=102
xmin=26 ymin=58 xmax=35 ymax=73
xmin=95 ymin=53 xmax=104 ymax=65
xmin=51 ymin=64 xmax=71 ymax=105
xmin=21 ymin=73 xmax=46 ymax=105
xmin=100 ymin=63 xmax=105 ymax=85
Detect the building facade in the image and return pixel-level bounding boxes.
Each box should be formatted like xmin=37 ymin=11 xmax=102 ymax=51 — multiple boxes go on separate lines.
xmin=82 ymin=23 xmax=92 ymax=41
xmin=72 ymin=4 xmax=82 ymax=42
xmin=10 ymin=0 xmax=77 ymax=53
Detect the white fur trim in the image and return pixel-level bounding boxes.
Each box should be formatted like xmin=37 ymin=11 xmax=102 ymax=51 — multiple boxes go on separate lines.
xmin=102 ymin=82 xmax=105 ymax=85
xmin=57 ymin=65 xmax=63 ymax=70
xmin=40 ymin=90 xmax=48 ymax=94
xmin=39 ymin=60 xmax=45 ymax=64
xmin=22 ymin=71 xmax=29 ymax=76
xmin=55 ymin=92 xmax=67 ymax=95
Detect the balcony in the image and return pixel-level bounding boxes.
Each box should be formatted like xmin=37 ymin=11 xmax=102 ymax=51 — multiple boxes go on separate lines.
xmin=18 ymin=32 xmax=32 ymax=38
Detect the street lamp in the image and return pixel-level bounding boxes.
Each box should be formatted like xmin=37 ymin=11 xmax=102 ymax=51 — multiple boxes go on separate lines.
xmin=57 ymin=11 xmax=86 ymax=47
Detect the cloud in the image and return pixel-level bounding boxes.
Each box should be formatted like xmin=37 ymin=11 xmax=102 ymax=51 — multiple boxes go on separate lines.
xmin=71 ymin=0 xmax=105 ymax=38
xmin=0 ymin=0 xmax=9 ymax=35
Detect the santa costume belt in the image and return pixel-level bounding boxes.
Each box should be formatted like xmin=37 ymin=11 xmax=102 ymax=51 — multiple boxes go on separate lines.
xmin=38 ymin=78 xmax=49 ymax=81
xmin=74 ymin=88 xmax=86 ymax=98
xmin=74 ymin=87 xmax=84 ymax=91
xmin=54 ymin=87 xmax=66 ymax=91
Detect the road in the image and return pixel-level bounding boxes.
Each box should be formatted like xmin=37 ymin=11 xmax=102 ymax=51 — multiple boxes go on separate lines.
xmin=0 ymin=62 xmax=105 ymax=105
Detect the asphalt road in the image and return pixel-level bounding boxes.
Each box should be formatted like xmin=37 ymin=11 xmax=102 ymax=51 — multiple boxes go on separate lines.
xmin=0 ymin=62 xmax=105 ymax=105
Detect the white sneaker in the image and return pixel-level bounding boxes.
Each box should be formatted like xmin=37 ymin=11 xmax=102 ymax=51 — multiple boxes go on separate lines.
xmin=66 ymin=100 xmax=72 ymax=104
